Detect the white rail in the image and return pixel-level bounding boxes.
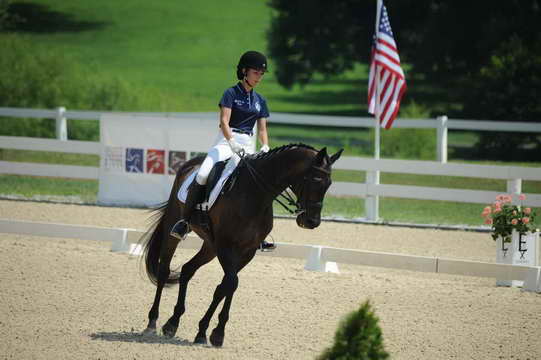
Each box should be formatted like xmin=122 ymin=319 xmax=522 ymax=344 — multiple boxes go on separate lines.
xmin=1 ymin=107 xmax=540 ymax=219
xmin=1 ymin=218 xmax=539 ymax=285
xmin=1 ymin=106 xmax=540 ymax=132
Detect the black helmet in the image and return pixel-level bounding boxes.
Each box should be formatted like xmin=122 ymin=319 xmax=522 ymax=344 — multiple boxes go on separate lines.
xmin=236 ymin=51 xmax=268 ymax=80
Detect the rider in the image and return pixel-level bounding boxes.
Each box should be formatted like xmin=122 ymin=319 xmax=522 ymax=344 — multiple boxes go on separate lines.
xmin=171 ymin=50 xmax=275 ymax=250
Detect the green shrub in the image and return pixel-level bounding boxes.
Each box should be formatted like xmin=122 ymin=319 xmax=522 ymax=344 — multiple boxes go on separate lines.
xmin=317 ymin=301 xmax=389 ymax=360
xmin=381 ymin=128 xmax=436 ymax=160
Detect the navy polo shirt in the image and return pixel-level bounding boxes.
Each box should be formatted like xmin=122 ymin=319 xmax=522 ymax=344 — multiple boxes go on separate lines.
xmin=219 ymin=82 xmax=270 ymax=133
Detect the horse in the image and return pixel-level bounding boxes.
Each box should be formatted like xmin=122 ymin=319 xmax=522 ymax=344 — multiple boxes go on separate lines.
xmin=140 ymin=143 xmax=343 ymax=347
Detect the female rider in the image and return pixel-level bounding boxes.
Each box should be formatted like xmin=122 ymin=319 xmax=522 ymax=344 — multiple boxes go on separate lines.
xmin=170 ymin=51 xmax=274 ymax=250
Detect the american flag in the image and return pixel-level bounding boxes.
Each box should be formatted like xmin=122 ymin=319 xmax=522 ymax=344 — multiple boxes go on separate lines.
xmin=368 ymin=1 xmax=407 ymax=129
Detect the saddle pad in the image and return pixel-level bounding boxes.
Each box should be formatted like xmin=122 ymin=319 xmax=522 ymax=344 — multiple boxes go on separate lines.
xmin=177 ymin=158 xmax=238 ymax=210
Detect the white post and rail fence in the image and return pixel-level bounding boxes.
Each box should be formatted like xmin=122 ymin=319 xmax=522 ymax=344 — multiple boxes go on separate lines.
xmin=0 ymin=107 xmax=540 ymax=221
xmin=1 ymin=218 xmax=540 ymax=291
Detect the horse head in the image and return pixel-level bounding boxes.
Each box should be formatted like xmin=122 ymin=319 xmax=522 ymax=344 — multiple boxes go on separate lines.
xmin=292 ymin=147 xmax=343 ymax=229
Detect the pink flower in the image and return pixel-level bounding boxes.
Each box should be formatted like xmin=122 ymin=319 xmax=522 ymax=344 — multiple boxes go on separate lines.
xmin=519 ymin=194 xmax=526 ymax=201
xmin=484 ymin=218 xmax=493 ymax=225
xmin=496 ymin=194 xmax=505 ymax=201
xmin=494 ymin=208 xmax=501 ymax=213
xmin=524 ymin=208 xmax=532 ymax=215
xmin=511 ymin=219 xmax=518 ymax=225
xmin=481 ymin=207 xmax=492 ymax=217
xmin=523 ymin=217 xmax=530 ymax=224
xmin=503 ymin=195 xmax=512 ymax=203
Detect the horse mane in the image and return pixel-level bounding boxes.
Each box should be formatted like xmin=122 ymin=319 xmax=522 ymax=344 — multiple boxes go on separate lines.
xmin=248 ymin=143 xmax=317 ymax=162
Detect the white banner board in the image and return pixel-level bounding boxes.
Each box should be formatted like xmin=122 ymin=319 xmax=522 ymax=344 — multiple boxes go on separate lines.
xmin=98 ymin=114 xmax=247 ymax=207
xmin=496 ymin=230 xmax=540 ymax=287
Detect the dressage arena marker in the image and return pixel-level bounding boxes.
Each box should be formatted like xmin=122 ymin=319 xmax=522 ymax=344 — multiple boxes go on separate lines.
xmin=1 ymin=218 xmax=540 ymax=292
xmin=304 ymin=246 xmax=340 ymax=274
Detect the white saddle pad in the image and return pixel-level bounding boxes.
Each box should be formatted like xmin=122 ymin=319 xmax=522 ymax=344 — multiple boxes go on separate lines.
xmin=177 ymin=159 xmax=239 ymax=210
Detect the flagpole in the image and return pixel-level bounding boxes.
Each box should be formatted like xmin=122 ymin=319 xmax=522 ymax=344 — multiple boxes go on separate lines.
xmin=374 ymin=0 xmax=382 ymax=160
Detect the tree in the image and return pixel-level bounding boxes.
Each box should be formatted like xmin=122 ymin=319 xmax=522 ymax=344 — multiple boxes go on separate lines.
xmin=317 ymin=301 xmax=389 ymax=360
xmin=0 ymin=0 xmax=14 ymax=30
xmin=463 ymin=36 xmax=541 ymax=159
xmin=267 ymin=1 xmax=541 ymax=91
xmin=267 ymin=1 xmax=541 ymax=158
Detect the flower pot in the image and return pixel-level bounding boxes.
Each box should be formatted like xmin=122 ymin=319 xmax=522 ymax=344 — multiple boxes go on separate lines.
xmin=496 ymin=230 xmax=540 ymax=287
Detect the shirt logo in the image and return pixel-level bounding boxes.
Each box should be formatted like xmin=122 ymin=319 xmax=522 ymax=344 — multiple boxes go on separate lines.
xmin=255 ymin=102 xmax=261 ymax=112
xmin=234 ymin=99 xmax=244 ymax=106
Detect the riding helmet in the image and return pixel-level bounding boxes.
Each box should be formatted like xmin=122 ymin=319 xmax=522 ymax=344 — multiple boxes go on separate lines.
xmin=236 ymin=51 xmax=268 ymax=80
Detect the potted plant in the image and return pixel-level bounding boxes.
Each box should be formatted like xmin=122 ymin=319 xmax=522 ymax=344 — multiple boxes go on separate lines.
xmin=481 ymin=194 xmax=537 ymax=244
xmin=482 ymin=194 xmax=539 ymax=286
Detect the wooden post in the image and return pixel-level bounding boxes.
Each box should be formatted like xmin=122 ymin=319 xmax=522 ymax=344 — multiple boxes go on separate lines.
xmin=56 ymin=106 xmax=67 ymax=141
xmin=437 ymin=115 xmax=448 ymax=163
xmin=507 ymin=178 xmax=522 ymax=204
xmin=365 ymin=170 xmax=380 ymax=221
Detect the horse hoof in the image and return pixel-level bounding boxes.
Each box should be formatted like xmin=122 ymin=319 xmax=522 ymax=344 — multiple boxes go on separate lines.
xmin=210 ymin=329 xmax=224 ymax=347
xmin=193 ymin=332 xmax=207 ymax=345
xmin=142 ymin=327 xmax=157 ymax=336
xmin=161 ymin=321 xmax=178 ymax=338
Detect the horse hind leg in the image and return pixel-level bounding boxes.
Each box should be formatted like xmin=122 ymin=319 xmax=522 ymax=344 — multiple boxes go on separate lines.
xmin=162 ymin=242 xmax=216 ymax=338
xmin=143 ymin=240 xmax=178 ymax=335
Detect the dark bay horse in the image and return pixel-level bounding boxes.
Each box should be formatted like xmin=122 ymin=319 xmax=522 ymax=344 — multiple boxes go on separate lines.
xmin=140 ymin=143 xmax=343 ymax=347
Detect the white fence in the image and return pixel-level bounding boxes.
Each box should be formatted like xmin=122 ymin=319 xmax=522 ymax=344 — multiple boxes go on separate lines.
xmin=2 ymin=218 xmax=541 ymax=291
xmin=1 ymin=107 xmax=541 ymax=220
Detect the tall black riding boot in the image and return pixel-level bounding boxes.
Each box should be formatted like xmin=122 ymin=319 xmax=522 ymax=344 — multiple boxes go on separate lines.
xmin=170 ymin=182 xmax=206 ymax=240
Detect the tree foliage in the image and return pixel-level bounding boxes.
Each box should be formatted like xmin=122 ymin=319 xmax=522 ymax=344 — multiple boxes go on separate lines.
xmin=268 ymin=1 xmax=541 ymax=157
xmin=268 ymin=0 xmax=541 ymax=92
xmin=317 ymin=301 xmax=389 ymax=360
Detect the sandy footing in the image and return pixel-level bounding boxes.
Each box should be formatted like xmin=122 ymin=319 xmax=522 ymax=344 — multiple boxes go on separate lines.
xmin=1 ymin=200 xmax=540 ymax=359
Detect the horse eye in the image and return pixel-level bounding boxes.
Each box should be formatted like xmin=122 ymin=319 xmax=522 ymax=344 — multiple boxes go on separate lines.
xmin=313 ymin=177 xmax=323 ymax=182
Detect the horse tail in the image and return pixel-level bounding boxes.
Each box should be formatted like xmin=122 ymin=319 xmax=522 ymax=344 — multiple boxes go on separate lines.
xmin=141 ymin=156 xmax=205 ymax=286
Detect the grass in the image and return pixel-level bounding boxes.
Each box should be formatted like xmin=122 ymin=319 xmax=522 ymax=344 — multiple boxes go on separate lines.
xmin=2 ymin=1 xmax=539 ymax=226
xmin=3 ymin=0 xmax=373 ymax=115
xmin=0 ymin=149 xmax=100 ymax=166
xmin=0 ymin=174 xmax=98 ymax=203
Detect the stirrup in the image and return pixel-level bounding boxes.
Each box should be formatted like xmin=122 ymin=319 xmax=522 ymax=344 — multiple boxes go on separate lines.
xmin=259 ymin=240 xmax=276 ymax=252
xmin=170 ymin=220 xmax=190 ymax=240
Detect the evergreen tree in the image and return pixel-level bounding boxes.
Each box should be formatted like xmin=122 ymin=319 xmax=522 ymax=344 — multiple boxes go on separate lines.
xmin=318 ymin=301 xmax=389 ymax=360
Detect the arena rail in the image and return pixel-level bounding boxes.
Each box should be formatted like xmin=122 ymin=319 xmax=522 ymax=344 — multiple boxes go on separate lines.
xmin=1 ymin=137 xmax=540 ymax=211
xmin=1 ymin=218 xmax=540 ymax=292
xmin=1 ymin=107 xmax=540 ymax=220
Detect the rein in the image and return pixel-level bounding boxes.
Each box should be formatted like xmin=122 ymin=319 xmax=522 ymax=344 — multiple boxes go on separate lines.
xmin=238 ymin=153 xmax=304 ymax=215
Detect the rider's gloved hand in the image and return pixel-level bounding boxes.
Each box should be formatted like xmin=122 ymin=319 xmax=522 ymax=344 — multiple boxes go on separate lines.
xmin=227 ymin=138 xmax=244 ymax=155
xmin=260 ymin=144 xmax=270 ymax=153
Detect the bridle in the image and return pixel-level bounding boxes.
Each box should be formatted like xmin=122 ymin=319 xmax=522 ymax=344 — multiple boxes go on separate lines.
xmin=294 ymin=165 xmax=331 ymax=216
xmin=239 ymin=152 xmax=330 ymax=216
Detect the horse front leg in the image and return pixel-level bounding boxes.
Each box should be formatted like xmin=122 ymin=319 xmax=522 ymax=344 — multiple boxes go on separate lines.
xmin=195 ymin=248 xmax=256 ymax=347
xmin=193 ymin=272 xmax=238 ymax=346
xmin=162 ymin=243 xmax=216 ymax=338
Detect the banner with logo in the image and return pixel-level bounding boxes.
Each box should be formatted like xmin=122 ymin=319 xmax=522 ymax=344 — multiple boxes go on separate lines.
xmin=98 ymin=114 xmax=254 ymax=207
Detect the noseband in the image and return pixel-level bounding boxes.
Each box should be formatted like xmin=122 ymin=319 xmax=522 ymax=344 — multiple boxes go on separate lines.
xmin=294 ymin=165 xmax=331 ymax=215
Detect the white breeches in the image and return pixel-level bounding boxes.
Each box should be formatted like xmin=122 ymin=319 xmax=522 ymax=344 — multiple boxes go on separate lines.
xmin=195 ymin=131 xmax=254 ymax=185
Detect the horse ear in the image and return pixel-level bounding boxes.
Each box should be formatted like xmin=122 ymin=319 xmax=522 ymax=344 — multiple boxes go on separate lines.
xmin=329 ymin=149 xmax=343 ymax=165
xmin=315 ymin=147 xmax=328 ymax=165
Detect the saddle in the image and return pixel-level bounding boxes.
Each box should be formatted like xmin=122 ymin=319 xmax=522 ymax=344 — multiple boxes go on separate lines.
xmin=177 ymin=157 xmax=240 ymax=211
